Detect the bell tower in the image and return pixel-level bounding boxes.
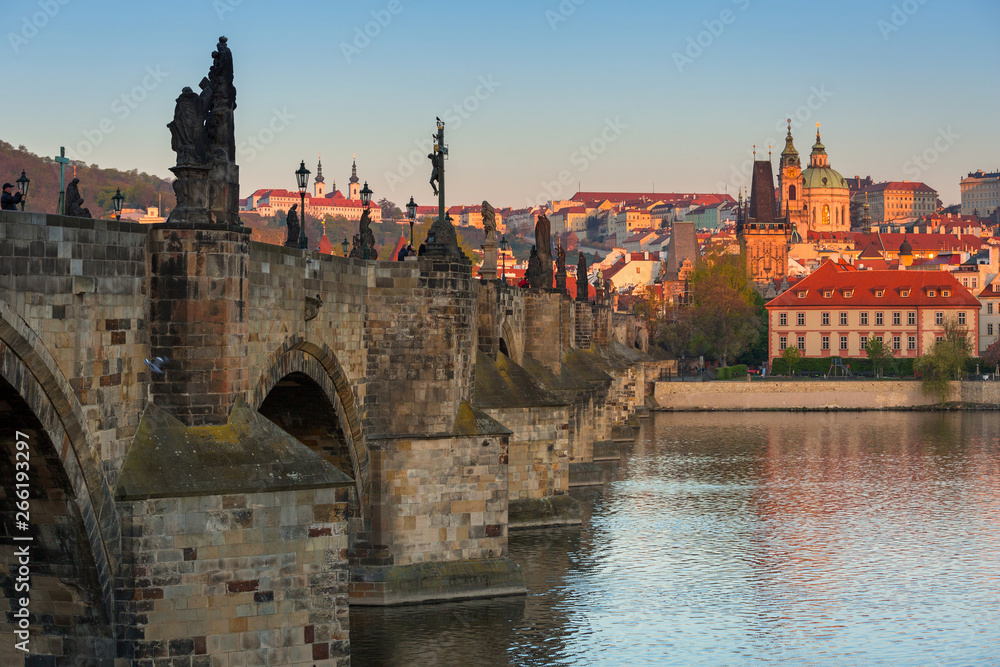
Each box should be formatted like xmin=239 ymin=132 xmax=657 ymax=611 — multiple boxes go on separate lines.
xmin=349 ymin=154 xmax=360 ymax=201
xmin=778 ymin=120 xmax=804 ymax=236
xmin=313 ymin=153 xmax=326 ymax=198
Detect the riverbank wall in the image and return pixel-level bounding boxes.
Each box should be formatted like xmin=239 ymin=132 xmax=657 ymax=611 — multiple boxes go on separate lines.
xmin=653 ymin=380 xmax=1000 ymax=410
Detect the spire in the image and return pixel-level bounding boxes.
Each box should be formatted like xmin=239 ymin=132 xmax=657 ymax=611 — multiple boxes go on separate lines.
xmin=812 ymin=123 xmax=826 ymax=154
xmin=315 ymin=153 xmax=325 ymax=184
xmin=349 ymin=154 xmax=359 ymax=184
xmin=781 ymin=118 xmax=800 ymax=167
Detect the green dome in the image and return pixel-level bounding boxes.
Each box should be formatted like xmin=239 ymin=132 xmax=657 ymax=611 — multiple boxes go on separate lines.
xmin=801 ymin=166 xmax=848 ymax=190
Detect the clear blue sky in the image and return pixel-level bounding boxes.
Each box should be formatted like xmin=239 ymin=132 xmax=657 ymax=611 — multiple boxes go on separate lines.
xmin=4 ymin=0 xmax=998 ymax=207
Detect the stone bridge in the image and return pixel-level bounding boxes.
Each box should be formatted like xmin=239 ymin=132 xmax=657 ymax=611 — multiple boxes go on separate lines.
xmin=0 ymin=210 xmax=652 ymax=664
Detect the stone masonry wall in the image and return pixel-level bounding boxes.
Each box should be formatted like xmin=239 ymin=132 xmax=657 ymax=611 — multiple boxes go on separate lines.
xmin=354 ymin=432 xmax=510 ymax=582
xmin=0 ymin=211 xmax=148 ymax=491
xmin=116 ymin=488 xmax=350 ymax=666
xmin=522 ymin=291 xmax=563 ymax=374
xmin=148 ymin=226 xmax=250 ymax=427
xmin=654 ymin=379 xmax=961 ymax=410
xmin=481 ymin=406 xmax=569 ymax=501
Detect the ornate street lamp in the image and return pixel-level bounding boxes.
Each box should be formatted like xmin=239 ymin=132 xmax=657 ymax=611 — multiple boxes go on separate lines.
xmin=342 ymin=238 xmax=350 ymax=257
xmin=15 ymin=170 xmax=29 ymax=211
xmin=499 ymin=235 xmax=509 ymax=284
xmin=295 ymin=160 xmax=311 ymax=249
xmin=360 ymin=181 xmax=373 ymax=210
xmin=406 ymin=195 xmax=417 ymax=246
xmin=112 ymin=188 xmax=125 ymax=222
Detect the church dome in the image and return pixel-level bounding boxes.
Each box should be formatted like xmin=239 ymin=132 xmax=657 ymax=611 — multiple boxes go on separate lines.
xmin=801 ymin=165 xmax=849 ymax=190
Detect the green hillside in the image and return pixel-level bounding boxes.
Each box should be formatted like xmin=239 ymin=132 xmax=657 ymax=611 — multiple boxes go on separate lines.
xmin=0 ymin=140 xmax=174 ymax=216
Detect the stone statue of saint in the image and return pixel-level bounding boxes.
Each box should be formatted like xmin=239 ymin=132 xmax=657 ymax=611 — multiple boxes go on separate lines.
xmin=285 ymin=204 xmax=299 ymax=246
xmin=349 ymin=233 xmax=362 ymax=259
xmin=576 ymin=252 xmax=588 ymax=302
xmin=526 ymin=245 xmax=542 ymax=288
xmin=482 ymin=200 xmax=497 ymax=242
xmin=64 ymin=178 xmax=92 ymax=218
xmin=359 ymin=208 xmax=378 ymax=260
xmin=428 ymin=149 xmax=440 ymax=196
xmin=556 ymin=242 xmax=566 ymax=274
xmin=167 ymin=87 xmax=206 ymax=166
xmin=535 ymin=213 xmax=551 ymax=259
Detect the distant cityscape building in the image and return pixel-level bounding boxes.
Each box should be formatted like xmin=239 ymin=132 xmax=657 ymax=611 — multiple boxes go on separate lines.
xmin=739 ymin=160 xmax=791 ymax=283
xmin=779 ymin=124 xmax=851 ymax=237
xmin=853 ymin=181 xmax=938 ymax=224
xmin=765 ymin=261 xmax=980 ymax=362
xmin=244 ymin=156 xmax=382 ymax=223
xmin=961 ymin=170 xmax=1000 ymax=217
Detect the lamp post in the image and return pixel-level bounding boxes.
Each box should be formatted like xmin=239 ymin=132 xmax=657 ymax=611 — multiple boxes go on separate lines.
xmin=342 ymin=238 xmax=350 ymax=257
xmin=112 ymin=188 xmax=125 ymax=222
xmin=15 ymin=170 xmax=29 ymax=211
xmin=359 ymin=182 xmax=373 ymax=259
xmin=295 ymin=160 xmax=310 ymax=250
xmin=406 ymin=196 xmax=417 ymax=246
xmin=499 ymin=235 xmax=509 ymax=284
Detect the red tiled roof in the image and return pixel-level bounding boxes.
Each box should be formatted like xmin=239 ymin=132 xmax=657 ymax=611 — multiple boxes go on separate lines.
xmin=572 ymin=191 xmax=734 ymax=207
xmin=861 ymin=181 xmax=937 ymax=194
xmin=848 ymin=232 xmax=985 ymax=253
xmin=766 ymin=260 xmax=979 ymax=308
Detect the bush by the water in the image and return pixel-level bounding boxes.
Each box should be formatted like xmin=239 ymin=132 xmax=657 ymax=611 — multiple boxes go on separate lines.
xmin=714 ymin=364 xmax=748 ymax=380
xmin=769 ymin=356 xmax=979 ymax=377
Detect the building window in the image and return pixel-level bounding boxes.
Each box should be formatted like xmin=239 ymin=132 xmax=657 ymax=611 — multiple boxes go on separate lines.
xmin=936 ymin=336 xmax=944 ymax=343
xmin=797 ymin=313 xmax=805 ymax=326
xmin=860 ymin=335 xmax=868 ymax=350
xmin=876 ymin=290 xmax=884 ymax=297
xmin=822 ymin=336 xmax=830 ymax=351
xmin=876 ymin=312 xmax=884 ymax=326
xmin=908 ymin=336 xmax=916 ymax=350
xmin=901 ymin=290 xmax=910 ymax=297
xmin=822 ymin=312 xmax=830 ymax=326
xmin=928 ymin=290 xmax=936 ymax=297
xmin=780 ymin=336 xmax=787 ymax=350
xmin=959 ymin=312 xmax=967 ymax=325
xmin=797 ymin=336 xmax=805 ymax=351
xmin=845 ymin=290 xmax=853 ymax=298
xmin=860 ymin=312 xmax=868 ymax=326
xmin=876 ymin=336 xmax=883 ymax=343
xmin=893 ymin=336 xmax=901 ymax=351
xmin=893 ymin=312 xmax=901 ymax=326
xmin=780 ymin=312 xmax=787 ymax=326
xmin=840 ymin=312 xmax=848 ymax=326
xmin=798 ymin=291 xmax=807 ymax=299
xmin=908 ymin=312 xmax=916 ymax=326
xmin=989 ymin=324 xmax=994 ymax=337
xmin=989 ymin=303 xmax=994 ymax=315
xmin=840 ymin=335 xmax=848 ymax=350
xmin=824 ymin=291 xmax=832 ymax=298
xmin=935 ymin=312 xmax=943 ymax=325
xmin=943 ymin=290 xmax=951 ymax=297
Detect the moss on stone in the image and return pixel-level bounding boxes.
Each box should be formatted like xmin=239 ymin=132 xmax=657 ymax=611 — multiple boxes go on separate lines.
xmin=116 ymin=400 xmax=354 ymax=500
xmin=474 ymin=350 xmax=567 ymax=409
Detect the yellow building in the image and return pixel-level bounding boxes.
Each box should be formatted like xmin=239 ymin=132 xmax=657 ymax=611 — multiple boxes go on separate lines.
xmin=853 ymin=181 xmax=938 ymax=223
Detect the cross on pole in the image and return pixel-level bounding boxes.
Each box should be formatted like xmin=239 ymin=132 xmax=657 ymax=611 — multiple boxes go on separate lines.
xmin=55 ymin=147 xmax=71 ymax=216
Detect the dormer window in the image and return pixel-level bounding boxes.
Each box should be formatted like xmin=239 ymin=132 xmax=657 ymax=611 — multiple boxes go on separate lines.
xmin=901 ymin=290 xmax=910 ymax=297
xmin=928 ymin=290 xmax=936 ymax=297
xmin=824 ymin=290 xmax=832 ymax=298
xmin=942 ymin=290 xmax=950 ymax=297
xmin=876 ymin=290 xmax=884 ymax=298
xmin=844 ymin=290 xmax=853 ymax=298
xmin=797 ymin=291 xmax=807 ymax=299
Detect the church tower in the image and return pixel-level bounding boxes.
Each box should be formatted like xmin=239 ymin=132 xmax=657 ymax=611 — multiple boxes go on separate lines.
xmin=738 ymin=159 xmax=791 ymax=283
xmin=314 ymin=153 xmax=326 ymax=198
xmin=777 ymin=120 xmax=804 ymax=235
xmin=349 ymin=155 xmax=360 ymax=201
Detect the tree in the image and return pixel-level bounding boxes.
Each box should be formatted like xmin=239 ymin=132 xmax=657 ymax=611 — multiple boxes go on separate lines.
xmin=687 ymin=252 xmax=761 ymax=366
xmin=915 ymin=318 xmax=971 ymax=401
xmin=781 ymin=345 xmax=801 ymax=375
xmin=377 ymin=198 xmax=396 ymax=221
xmin=865 ymin=337 xmax=894 ymax=378
xmin=631 ymin=287 xmax=665 ymax=342
xmin=982 ymin=336 xmax=1000 ymax=370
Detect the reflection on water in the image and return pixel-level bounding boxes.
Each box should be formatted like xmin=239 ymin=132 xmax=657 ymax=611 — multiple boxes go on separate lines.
xmin=350 ymin=412 xmax=1000 ymax=666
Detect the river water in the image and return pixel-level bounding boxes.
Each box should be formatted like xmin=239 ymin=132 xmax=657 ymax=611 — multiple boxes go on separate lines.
xmin=350 ymin=412 xmax=1000 ymax=666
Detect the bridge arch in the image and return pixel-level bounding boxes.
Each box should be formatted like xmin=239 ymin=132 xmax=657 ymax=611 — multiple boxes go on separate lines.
xmin=250 ymin=337 xmax=369 ymax=506
xmin=499 ymin=318 xmax=520 ymax=364
xmin=0 ymin=301 xmax=118 ymax=657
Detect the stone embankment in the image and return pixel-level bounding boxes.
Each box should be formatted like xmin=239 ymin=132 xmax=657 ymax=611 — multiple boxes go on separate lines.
xmin=653 ymin=380 xmax=1000 ymax=411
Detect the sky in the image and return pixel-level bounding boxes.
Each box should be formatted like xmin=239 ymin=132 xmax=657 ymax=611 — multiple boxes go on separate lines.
xmin=4 ymin=0 xmax=998 ymax=209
